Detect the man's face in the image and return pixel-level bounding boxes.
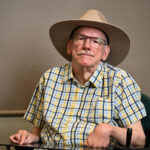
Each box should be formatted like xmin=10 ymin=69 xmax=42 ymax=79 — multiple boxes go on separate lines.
xmin=67 ymin=27 xmax=110 ymax=68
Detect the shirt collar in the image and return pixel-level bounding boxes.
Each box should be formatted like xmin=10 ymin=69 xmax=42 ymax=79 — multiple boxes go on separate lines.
xmin=63 ymin=63 xmax=73 ymax=83
xmin=89 ymin=62 xmax=104 ymax=88
xmin=63 ymin=62 xmax=105 ymax=88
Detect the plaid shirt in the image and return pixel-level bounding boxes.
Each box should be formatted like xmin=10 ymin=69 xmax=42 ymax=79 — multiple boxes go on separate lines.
xmin=24 ymin=62 xmax=146 ymax=146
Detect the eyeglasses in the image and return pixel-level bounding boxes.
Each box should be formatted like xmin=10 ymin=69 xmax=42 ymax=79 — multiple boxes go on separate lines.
xmin=72 ymin=34 xmax=108 ymax=48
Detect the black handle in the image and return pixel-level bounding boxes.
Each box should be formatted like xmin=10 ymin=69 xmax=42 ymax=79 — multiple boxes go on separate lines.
xmin=126 ymin=128 xmax=132 ymax=148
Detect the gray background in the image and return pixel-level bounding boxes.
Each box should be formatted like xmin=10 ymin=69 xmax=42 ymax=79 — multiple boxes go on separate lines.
xmin=0 ymin=0 xmax=150 ymax=113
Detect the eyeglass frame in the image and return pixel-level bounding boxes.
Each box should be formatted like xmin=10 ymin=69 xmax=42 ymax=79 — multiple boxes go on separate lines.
xmin=72 ymin=33 xmax=108 ymax=48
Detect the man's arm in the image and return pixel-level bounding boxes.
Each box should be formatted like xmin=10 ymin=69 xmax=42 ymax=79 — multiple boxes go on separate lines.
xmin=112 ymin=120 xmax=145 ymax=147
xmin=9 ymin=126 xmax=42 ymax=145
xmin=84 ymin=120 xmax=145 ymax=148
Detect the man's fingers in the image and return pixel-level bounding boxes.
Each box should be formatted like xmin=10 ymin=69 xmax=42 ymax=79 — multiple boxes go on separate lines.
xmin=19 ymin=134 xmax=26 ymax=145
xmin=9 ymin=134 xmax=21 ymax=144
xmin=19 ymin=130 xmax=30 ymax=145
xmin=9 ymin=130 xmax=30 ymax=145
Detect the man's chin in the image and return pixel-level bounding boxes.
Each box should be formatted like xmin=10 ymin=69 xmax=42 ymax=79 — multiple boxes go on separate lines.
xmin=78 ymin=61 xmax=92 ymax=67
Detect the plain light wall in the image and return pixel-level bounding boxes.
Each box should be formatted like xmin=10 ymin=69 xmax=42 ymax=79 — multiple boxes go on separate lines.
xmin=0 ymin=0 xmax=150 ymax=112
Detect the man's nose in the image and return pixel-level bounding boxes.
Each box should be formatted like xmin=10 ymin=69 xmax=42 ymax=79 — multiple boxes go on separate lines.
xmin=83 ymin=38 xmax=91 ymax=49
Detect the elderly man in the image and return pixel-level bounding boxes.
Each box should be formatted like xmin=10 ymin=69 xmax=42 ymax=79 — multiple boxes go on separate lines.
xmin=9 ymin=9 xmax=146 ymax=148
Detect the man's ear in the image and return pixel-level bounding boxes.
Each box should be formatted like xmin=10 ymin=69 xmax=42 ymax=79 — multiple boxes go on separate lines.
xmin=67 ymin=40 xmax=72 ymax=55
xmin=102 ymin=45 xmax=110 ymax=61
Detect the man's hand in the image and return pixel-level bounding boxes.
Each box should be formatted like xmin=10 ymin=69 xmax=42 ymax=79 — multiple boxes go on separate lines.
xmin=84 ymin=121 xmax=145 ymax=148
xmin=84 ymin=123 xmax=112 ymax=148
xmin=9 ymin=126 xmax=42 ymax=145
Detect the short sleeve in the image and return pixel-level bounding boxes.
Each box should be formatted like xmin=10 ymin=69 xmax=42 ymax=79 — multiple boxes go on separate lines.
xmin=115 ymin=70 xmax=146 ymax=127
xmin=24 ymin=75 xmax=45 ymax=128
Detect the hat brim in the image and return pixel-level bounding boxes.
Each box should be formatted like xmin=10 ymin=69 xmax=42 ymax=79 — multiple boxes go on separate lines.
xmin=49 ymin=20 xmax=130 ymax=66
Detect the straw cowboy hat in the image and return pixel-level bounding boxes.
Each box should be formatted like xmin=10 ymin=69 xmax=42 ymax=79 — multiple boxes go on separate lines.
xmin=49 ymin=9 xmax=130 ymax=66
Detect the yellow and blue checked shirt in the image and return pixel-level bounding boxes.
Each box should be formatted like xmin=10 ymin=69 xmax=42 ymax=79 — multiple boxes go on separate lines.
xmin=24 ymin=62 xmax=146 ymax=146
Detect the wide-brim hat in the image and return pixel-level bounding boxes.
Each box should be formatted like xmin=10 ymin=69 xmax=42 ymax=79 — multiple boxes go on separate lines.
xmin=49 ymin=9 xmax=130 ymax=66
